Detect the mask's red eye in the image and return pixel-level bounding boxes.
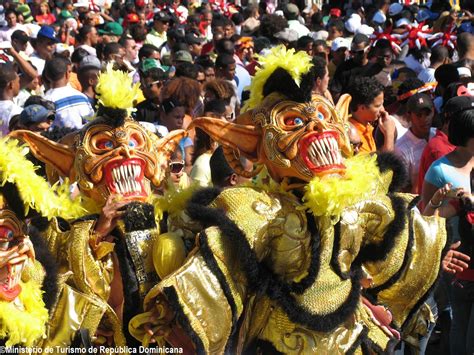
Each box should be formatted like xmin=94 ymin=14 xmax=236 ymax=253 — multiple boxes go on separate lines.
xmin=0 ymin=227 xmax=14 ymax=250
xmin=284 ymin=117 xmax=304 ymax=126
xmin=97 ymin=139 xmax=114 ymax=149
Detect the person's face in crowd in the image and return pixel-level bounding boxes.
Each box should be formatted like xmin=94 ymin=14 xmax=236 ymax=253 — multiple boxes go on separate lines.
xmin=162 ymin=106 xmax=185 ymax=131
xmin=355 ymin=92 xmax=384 ymax=122
xmin=327 ymin=25 xmax=343 ymax=41
xmin=217 ymin=63 xmax=236 ymax=81
xmin=313 ymin=44 xmax=329 ymax=62
xmin=124 ymin=39 xmax=138 ymax=62
xmin=302 ymin=42 xmax=314 ymax=57
xmin=204 ymin=67 xmax=215 ymax=82
xmin=213 ymin=26 xmax=224 ymax=39
xmin=351 ymin=42 xmax=370 ymax=65
xmin=89 ymin=27 xmax=99 ymax=46
xmin=140 ymin=77 xmax=163 ymax=100
xmin=36 ymin=37 xmax=56 ymax=60
xmin=314 ymin=67 xmax=329 ymax=94
xmin=169 ymin=149 xmax=185 ymax=185
xmin=408 ymin=108 xmax=433 ymax=138
xmin=27 ymin=118 xmax=53 ymax=132
xmin=223 ymin=24 xmax=235 ymax=39
xmin=12 ymin=39 xmax=28 ymax=53
xmin=196 ymin=71 xmax=206 ymax=91
xmin=147 ymin=50 xmax=161 ymax=61
xmin=26 ymin=76 xmax=40 ymax=91
xmin=189 ymin=42 xmax=203 ymax=57
xmin=138 ymin=12 xmax=146 ymax=27
xmin=154 ymin=20 xmax=169 ymax=34
xmin=40 ymin=2 xmax=50 ymax=14
xmin=201 ymin=12 xmax=212 ymax=26
xmin=236 ymin=46 xmax=254 ymax=63
xmin=102 ymin=34 xmax=120 ymax=44
xmin=6 ymin=12 xmax=17 ymax=28
xmin=376 ymin=48 xmax=392 ymax=68
xmin=332 ymin=47 xmax=348 ymax=65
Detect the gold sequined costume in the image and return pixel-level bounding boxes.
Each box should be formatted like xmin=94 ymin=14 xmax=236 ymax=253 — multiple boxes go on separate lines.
xmin=129 ymin=47 xmax=448 ymax=354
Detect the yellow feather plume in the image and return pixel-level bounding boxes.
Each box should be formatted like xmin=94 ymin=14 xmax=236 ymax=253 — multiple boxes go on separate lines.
xmin=302 ymin=154 xmax=382 ymax=217
xmin=0 ymin=137 xmax=84 ymax=220
xmin=243 ymin=45 xmax=314 ymax=112
xmin=0 ymin=280 xmax=48 ymax=347
xmin=95 ymin=63 xmax=142 ymax=112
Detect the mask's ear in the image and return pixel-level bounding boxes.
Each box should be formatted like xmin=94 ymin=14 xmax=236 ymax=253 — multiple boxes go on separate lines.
xmin=335 ymin=94 xmax=352 ymax=123
xmin=8 ymin=130 xmax=75 ymax=177
xmin=152 ymin=129 xmax=187 ymax=186
xmin=190 ymin=117 xmax=261 ymax=161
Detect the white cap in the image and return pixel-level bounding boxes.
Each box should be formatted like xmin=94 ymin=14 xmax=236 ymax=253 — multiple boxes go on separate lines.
xmin=73 ymin=0 xmax=90 ymax=8
xmin=372 ymin=10 xmax=386 ymax=24
xmin=356 ymin=24 xmax=375 ymax=36
xmin=389 ymin=3 xmax=403 ymax=17
xmin=311 ymin=30 xmax=328 ymax=41
xmin=345 ymin=14 xmax=361 ymax=33
xmin=395 ymin=18 xmax=411 ymax=27
xmin=457 ymin=67 xmax=472 ymax=78
xmin=331 ymin=37 xmax=351 ymax=51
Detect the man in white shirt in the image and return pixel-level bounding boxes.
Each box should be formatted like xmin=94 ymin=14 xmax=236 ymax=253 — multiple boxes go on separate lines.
xmin=29 ymin=26 xmax=58 ymax=75
xmin=418 ymin=45 xmax=450 ymax=83
xmin=0 ymin=9 xmax=27 ymax=42
xmin=43 ymin=57 xmax=93 ymax=129
xmin=394 ymin=93 xmax=436 ymax=194
xmin=145 ymin=12 xmax=170 ymax=50
xmin=0 ymin=63 xmax=21 ymax=135
xmin=75 ymin=25 xmax=99 ymax=57
xmin=284 ymin=4 xmax=309 ymax=39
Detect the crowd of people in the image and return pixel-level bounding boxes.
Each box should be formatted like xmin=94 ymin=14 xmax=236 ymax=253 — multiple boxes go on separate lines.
xmin=0 ymin=0 xmax=473 ymax=353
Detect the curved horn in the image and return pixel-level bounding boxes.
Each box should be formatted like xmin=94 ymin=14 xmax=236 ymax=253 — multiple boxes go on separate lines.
xmin=222 ymin=146 xmax=262 ymax=179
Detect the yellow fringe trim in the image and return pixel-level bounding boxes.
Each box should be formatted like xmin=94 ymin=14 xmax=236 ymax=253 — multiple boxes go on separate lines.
xmin=301 ymin=154 xmax=382 ymax=217
xmin=95 ymin=64 xmax=142 ymax=114
xmin=0 ymin=280 xmax=49 ymax=347
xmin=0 ymin=137 xmax=84 ymax=220
xmin=243 ymin=46 xmax=313 ymax=112
xmin=150 ymin=182 xmax=199 ymax=221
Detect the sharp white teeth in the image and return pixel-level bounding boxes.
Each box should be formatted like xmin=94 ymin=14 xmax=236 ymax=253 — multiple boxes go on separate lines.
xmin=133 ymin=165 xmax=138 ymax=178
xmin=323 ymin=138 xmax=330 ymax=152
xmin=135 ymin=181 xmax=141 ymax=192
xmin=315 ymin=139 xmax=324 ymax=153
xmin=129 ymin=165 xmax=134 ymax=179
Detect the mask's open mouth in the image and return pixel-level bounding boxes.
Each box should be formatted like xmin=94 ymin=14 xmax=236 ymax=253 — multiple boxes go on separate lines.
xmin=299 ymin=131 xmax=345 ymax=174
xmin=104 ymin=158 xmax=148 ymax=199
xmin=0 ymin=262 xmax=24 ymax=302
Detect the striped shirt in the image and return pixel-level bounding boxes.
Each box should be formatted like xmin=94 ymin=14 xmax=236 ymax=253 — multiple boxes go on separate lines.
xmin=44 ymin=85 xmax=94 ymax=129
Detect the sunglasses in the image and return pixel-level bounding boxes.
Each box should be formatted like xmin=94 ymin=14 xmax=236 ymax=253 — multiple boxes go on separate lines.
xmin=170 ymin=160 xmax=185 ymax=174
xmin=143 ymin=80 xmax=164 ymax=89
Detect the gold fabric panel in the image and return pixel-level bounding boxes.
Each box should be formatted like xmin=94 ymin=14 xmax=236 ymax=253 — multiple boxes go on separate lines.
xmin=376 ymin=209 xmax=446 ymax=327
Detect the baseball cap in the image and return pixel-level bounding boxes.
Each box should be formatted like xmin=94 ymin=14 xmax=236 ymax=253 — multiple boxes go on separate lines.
xmin=79 ymin=55 xmax=102 ymax=70
xmin=345 ymin=14 xmax=361 ymax=33
xmin=11 ymin=30 xmax=29 ymax=43
xmin=140 ymin=58 xmax=166 ymax=73
xmin=331 ymin=37 xmax=350 ymax=51
xmin=99 ymin=22 xmax=123 ymax=36
xmin=126 ymin=13 xmax=140 ymax=24
xmin=407 ymin=93 xmax=434 ymax=113
xmin=19 ymin=105 xmax=55 ymax=126
xmin=37 ymin=26 xmax=59 ymax=43
xmin=16 ymin=4 xmax=34 ymax=24
xmin=185 ymin=32 xmax=205 ymax=45
xmin=174 ymin=50 xmax=193 ymax=63
xmin=274 ymin=28 xmax=298 ymax=43
xmin=285 ymin=4 xmax=300 ymax=16
xmin=443 ymin=96 xmax=474 ymax=118
xmin=388 ymin=3 xmax=403 ymax=17
xmin=154 ymin=11 xmax=171 ymax=23
xmin=356 ymin=24 xmax=374 ymax=36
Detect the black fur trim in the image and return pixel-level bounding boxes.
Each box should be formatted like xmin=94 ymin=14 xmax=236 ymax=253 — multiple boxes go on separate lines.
xmin=375 ymin=152 xmax=409 ymax=193
xmin=368 ymin=208 xmax=414 ymax=297
xmin=243 ymin=339 xmax=284 ymax=355
xmin=30 ymin=216 xmax=70 ymax=232
xmin=198 ymin=231 xmax=238 ymax=353
xmin=113 ymin=234 xmax=142 ymax=348
xmin=0 ymin=182 xmax=26 ymax=220
xmin=73 ymin=214 xmax=99 ymax=223
xmin=355 ymin=194 xmax=407 ymax=264
xmin=96 ymin=106 xmax=128 ymax=127
xmin=163 ymin=287 xmax=206 ymax=354
xmin=347 ymin=326 xmax=369 ymax=355
xmin=186 ymin=187 xmax=362 ymax=332
xmin=29 ymin=226 xmax=59 ymax=311
xmin=330 ymin=220 xmax=350 ymax=280
xmin=122 ymin=202 xmax=156 ymax=232
xmin=407 ymin=195 xmax=421 ymax=210
xmin=262 ymin=67 xmax=314 ymax=104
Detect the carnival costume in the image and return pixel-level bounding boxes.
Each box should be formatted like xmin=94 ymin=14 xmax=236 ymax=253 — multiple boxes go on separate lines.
xmin=130 ymin=47 xmax=448 ymax=354
xmin=0 ymin=137 xmax=83 ymax=348
xmin=11 ymin=67 xmax=186 ymax=349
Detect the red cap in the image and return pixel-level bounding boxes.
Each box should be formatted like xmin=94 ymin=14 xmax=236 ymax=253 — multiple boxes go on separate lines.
xmin=330 ymin=8 xmax=341 ymax=17
xmin=126 ymin=13 xmax=140 ymax=23
xmin=135 ymin=0 xmax=145 ymax=7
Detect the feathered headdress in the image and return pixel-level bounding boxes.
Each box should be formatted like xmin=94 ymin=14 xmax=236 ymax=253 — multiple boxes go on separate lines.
xmin=0 ymin=137 xmax=84 ymax=220
xmin=243 ymin=46 xmax=314 ymax=111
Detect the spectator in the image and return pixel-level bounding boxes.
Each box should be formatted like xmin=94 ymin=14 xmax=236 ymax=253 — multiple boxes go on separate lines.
xmin=185 ymin=32 xmax=204 ymax=59
xmin=311 ymin=56 xmax=332 ymax=104
xmin=371 ymin=39 xmax=394 ymax=87
xmin=135 ymin=59 xmax=168 ymax=126
xmin=16 ymin=104 xmax=55 ymax=132
xmin=313 ymin=40 xmax=330 ymax=63
xmin=0 ymin=9 xmax=27 ymax=42
xmin=119 ymin=36 xmax=139 ymax=71
xmin=215 ymin=53 xmax=236 ymax=82
xmin=190 ymin=127 xmax=217 ymax=187
xmin=284 ymin=3 xmax=309 ymax=39
xmin=138 ymin=44 xmax=161 ymax=62
xmin=0 ymin=63 xmax=21 ymax=135
xmin=43 ymin=56 xmax=93 ymax=129
xmin=328 ymin=37 xmax=349 ymax=78
xmin=394 ymin=93 xmax=436 ymax=193
xmin=417 ymin=96 xmax=472 ymax=197
xmin=76 ymin=25 xmax=99 ymax=56
xmin=145 ymin=12 xmax=170 ymax=50
xmin=210 ymin=146 xmax=252 ymax=188
xmin=347 ymin=77 xmax=395 ymax=153
xmin=77 ymin=55 xmax=101 ymax=108
xmin=99 ymin=22 xmax=124 ymax=44
xmin=29 ymin=26 xmax=58 ymax=75
xmin=35 ymin=2 xmax=56 ymax=26
xmin=327 ymin=19 xmax=344 ymax=42
xmin=418 ymin=45 xmax=451 ymax=84
xmin=456 ymin=32 xmax=474 ymax=66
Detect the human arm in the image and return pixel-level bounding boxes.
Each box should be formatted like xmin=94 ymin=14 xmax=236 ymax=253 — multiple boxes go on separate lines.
xmin=442 ymin=241 xmax=470 ymax=274
xmin=4 ymin=47 xmax=37 ymax=83
xmin=422 ymin=183 xmax=463 ymax=218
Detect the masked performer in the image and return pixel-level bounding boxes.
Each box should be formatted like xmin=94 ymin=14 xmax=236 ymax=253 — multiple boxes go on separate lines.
xmin=0 ymin=137 xmax=85 ymax=348
xmin=11 ymin=67 xmax=186 ymax=348
xmin=128 ymin=47 xmax=458 ymax=353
